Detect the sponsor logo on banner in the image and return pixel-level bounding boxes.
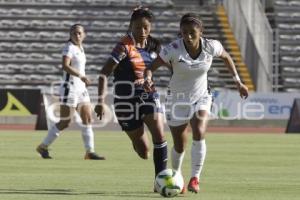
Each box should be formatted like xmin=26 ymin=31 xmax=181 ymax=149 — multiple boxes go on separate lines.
xmin=0 ymin=89 xmax=47 ymax=129
xmin=0 ymin=92 xmax=31 ymax=116
xmin=212 ymin=91 xmax=300 ymax=119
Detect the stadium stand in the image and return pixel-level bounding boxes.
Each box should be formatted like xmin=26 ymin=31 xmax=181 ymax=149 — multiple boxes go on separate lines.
xmin=0 ymin=0 xmax=253 ymax=92
xmin=272 ymin=0 xmax=300 ymax=92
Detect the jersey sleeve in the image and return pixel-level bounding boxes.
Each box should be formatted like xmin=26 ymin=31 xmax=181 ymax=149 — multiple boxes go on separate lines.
xmin=158 ymin=44 xmax=173 ymax=64
xmin=111 ymin=42 xmax=127 ymax=63
xmin=62 ymin=43 xmax=73 ymax=58
xmin=210 ymin=40 xmax=224 ymax=57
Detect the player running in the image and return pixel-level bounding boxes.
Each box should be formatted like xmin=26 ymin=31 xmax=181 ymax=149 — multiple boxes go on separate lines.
xmin=94 ymin=7 xmax=168 ymax=189
xmin=144 ymin=13 xmax=249 ymax=193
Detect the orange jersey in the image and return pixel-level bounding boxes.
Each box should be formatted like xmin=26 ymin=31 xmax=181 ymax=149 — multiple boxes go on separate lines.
xmin=111 ymin=34 xmax=157 ymax=97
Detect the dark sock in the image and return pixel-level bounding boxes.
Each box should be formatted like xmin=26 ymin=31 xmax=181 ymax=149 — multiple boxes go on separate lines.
xmin=153 ymin=141 xmax=168 ymax=176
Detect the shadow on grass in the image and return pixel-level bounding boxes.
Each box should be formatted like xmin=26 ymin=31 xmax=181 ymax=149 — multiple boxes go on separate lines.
xmin=0 ymin=188 xmax=162 ymax=198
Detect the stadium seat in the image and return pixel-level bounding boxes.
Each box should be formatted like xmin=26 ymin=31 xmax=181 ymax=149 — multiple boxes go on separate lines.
xmin=0 ymin=19 xmax=14 ymax=28
xmin=50 ymin=53 xmax=61 ymax=60
xmin=69 ymin=9 xmax=84 ymax=16
xmin=278 ymin=23 xmax=300 ymax=30
xmin=34 ymin=0 xmax=50 ymax=3
xmin=53 ymin=32 xmax=67 ymax=40
xmin=15 ymin=20 xmax=30 ymax=28
xmin=0 ymin=8 xmax=8 ymax=16
xmin=50 ymin=0 xmax=64 ymax=3
xmin=40 ymin=9 xmax=53 ymax=16
xmin=45 ymin=75 xmax=62 ymax=82
xmin=30 ymin=20 xmax=45 ymax=28
xmin=0 ymin=64 xmax=13 ymax=73
xmin=25 ymin=8 xmax=39 ymax=16
xmin=283 ymin=88 xmax=300 ymax=92
xmin=116 ymin=10 xmax=129 ymax=16
xmin=56 ymin=9 xmax=68 ymax=16
xmin=30 ymin=42 xmax=45 ymax=51
xmin=282 ymin=66 xmax=300 ymax=76
xmin=279 ymin=34 xmax=300 ymax=41
xmin=45 ymin=42 xmax=61 ymax=51
xmin=14 ymin=74 xmax=30 ymax=82
xmin=7 ymin=64 xmax=19 ymax=72
xmin=29 ymin=74 xmax=46 ymax=82
xmin=10 ymin=8 xmax=24 ymax=16
xmin=103 ymin=10 xmax=115 ymax=16
xmin=0 ymin=42 xmax=11 ymax=51
xmin=62 ymin=20 xmax=74 ymax=28
xmin=281 ymin=56 xmax=300 ymax=63
xmin=39 ymin=31 xmax=53 ymax=40
xmin=0 ymin=53 xmax=13 ymax=59
xmin=29 ymin=53 xmax=47 ymax=60
xmin=23 ymin=31 xmax=37 ymax=39
xmin=47 ymin=20 xmax=62 ymax=29
xmin=15 ymin=53 xmax=28 ymax=59
xmin=65 ymin=0 xmax=76 ymax=3
xmin=91 ymin=21 xmax=106 ymax=28
xmin=0 ymin=74 xmax=13 ymax=82
xmin=21 ymin=64 xmax=36 ymax=73
xmin=37 ymin=64 xmax=60 ymax=74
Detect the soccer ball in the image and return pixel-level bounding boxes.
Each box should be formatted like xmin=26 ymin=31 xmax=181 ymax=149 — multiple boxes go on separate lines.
xmin=154 ymin=169 xmax=184 ymax=197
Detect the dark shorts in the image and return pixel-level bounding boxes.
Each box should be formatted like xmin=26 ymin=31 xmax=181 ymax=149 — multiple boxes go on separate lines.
xmin=114 ymin=94 xmax=163 ymax=131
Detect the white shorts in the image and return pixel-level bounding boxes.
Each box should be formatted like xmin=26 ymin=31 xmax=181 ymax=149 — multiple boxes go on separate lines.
xmin=165 ymin=94 xmax=212 ymax=127
xmin=59 ymin=85 xmax=90 ymax=107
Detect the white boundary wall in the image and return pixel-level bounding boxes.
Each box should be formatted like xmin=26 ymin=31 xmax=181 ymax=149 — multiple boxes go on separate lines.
xmin=223 ymin=0 xmax=273 ymax=91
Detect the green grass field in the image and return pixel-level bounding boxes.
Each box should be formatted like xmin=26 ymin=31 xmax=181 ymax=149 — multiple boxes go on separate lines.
xmin=0 ymin=131 xmax=299 ymax=200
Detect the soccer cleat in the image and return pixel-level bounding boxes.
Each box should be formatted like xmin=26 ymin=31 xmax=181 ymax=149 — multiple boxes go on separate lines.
xmin=36 ymin=145 xmax=52 ymax=159
xmin=188 ymin=177 xmax=199 ymax=193
xmin=84 ymin=152 xmax=105 ymax=160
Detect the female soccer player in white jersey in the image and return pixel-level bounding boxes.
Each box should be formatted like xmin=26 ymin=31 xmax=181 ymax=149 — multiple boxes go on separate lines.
xmin=145 ymin=13 xmax=249 ymax=193
xmin=36 ymin=24 xmax=105 ymax=160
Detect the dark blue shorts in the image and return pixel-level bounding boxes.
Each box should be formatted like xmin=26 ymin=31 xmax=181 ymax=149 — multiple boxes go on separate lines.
xmin=114 ymin=93 xmax=163 ymax=131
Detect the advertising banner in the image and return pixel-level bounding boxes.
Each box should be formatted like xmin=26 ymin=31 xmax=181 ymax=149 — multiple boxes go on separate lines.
xmin=0 ymin=89 xmax=47 ymax=130
xmin=213 ymin=91 xmax=300 ymax=120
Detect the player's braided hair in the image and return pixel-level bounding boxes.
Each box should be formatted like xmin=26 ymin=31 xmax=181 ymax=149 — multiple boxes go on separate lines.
xmin=128 ymin=6 xmax=161 ymax=53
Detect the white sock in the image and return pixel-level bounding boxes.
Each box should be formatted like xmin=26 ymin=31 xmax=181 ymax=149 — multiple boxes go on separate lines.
xmin=42 ymin=125 xmax=60 ymax=146
xmin=171 ymin=147 xmax=185 ymax=173
xmin=81 ymin=125 xmax=95 ymax=153
xmin=191 ymin=139 xmax=207 ymax=179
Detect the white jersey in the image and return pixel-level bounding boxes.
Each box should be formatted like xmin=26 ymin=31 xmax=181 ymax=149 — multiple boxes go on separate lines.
xmin=159 ymin=37 xmax=224 ymax=103
xmin=62 ymin=41 xmax=86 ymax=90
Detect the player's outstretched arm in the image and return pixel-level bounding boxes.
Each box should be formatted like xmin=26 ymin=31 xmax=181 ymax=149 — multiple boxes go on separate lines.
xmin=95 ymin=58 xmax=118 ymax=120
xmin=219 ymin=50 xmax=249 ymax=99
